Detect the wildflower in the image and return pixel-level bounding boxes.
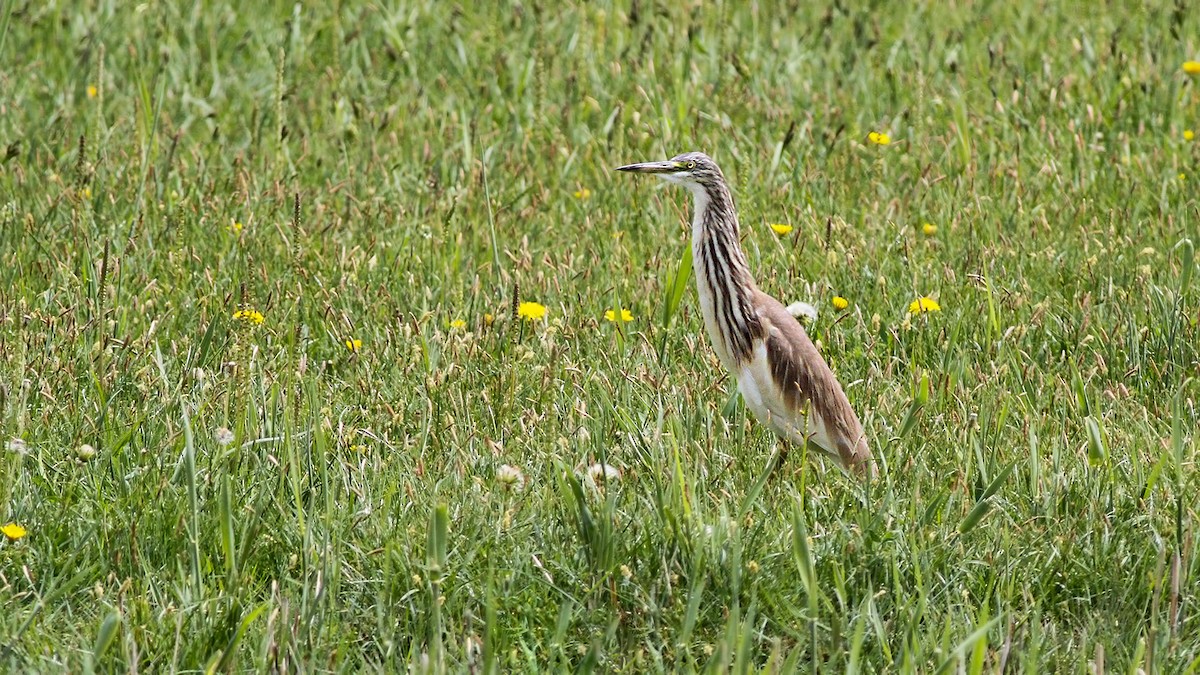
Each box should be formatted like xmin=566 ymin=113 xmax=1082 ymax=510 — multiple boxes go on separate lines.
xmin=517 ymin=301 xmax=547 ymax=322
xmin=87 ymin=85 xmax=98 ymax=99
xmin=922 ymin=222 xmax=938 ymax=236
xmin=483 ymin=313 xmax=495 ymax=327
xmin=868 ymin=131 xmax=891 ymax=145
xmin=586 ymin=462 xmax=621 ymax=484
xmin=6 ymin=438 xmax=27 ymax=454
xmin=620 ymin=564 xmax=633 ymax=581
xmin=832 ymin=296 xmax=849 ymax=310
xmin=82 ymin=187 xmax=92 ymax=199
xmin=1180 ymin=173 xmax=1187 ymax=181
xmin=344 ymin=338 xmax=363 ymax=351
xmin=214 ymin=427 xmax=235 ymax=446
xmin=76 ymin=443 xmax=97 ymax=461
xmin=908 ymin=297 xmax=942 ymax=315
xmin=573 ymin=188 xmax=592 ymax=200
xmin=496 ymin=464 xmax=525 ymax=491
xmin=1186 ymin=130 xmax=1195 ymax=142
xmin=769 ymin=223 xmax=794 ymax=236
xmin=786 ymin=301 xmax=818 ymax=322
xmin=232 ymin=307 xmax=265 ymax=325
xmin=349 ymin=444 xmax=368 ymax=453
xmin=1 ymin=523 xmax=26 ymax=541
xmin=449 ymin=319 xmax=467 ymax=329
xmin=747 ymin=560 xmax=760 ymax=575
xmin=604 ymin=309 xmax=634 ymax=323
xmin=228 ymin=220 xmax=244 ymax=234
xmin=1183 ymin=61 xmax=1200 ymax=75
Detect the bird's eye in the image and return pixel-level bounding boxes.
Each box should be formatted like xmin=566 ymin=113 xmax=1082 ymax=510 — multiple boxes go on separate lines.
xmin=686 ymin=161 xmax=696 ymax=169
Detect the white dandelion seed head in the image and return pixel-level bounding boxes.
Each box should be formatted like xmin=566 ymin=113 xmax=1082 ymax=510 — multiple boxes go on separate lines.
xmin=76 ymin=443 xmax=97 ymax=461
xmin=213 ymin=427 xmax=235 ymax=447
xmin=6 ymin=438 xmax=27 ymax=455
xmin=496 ymin=464 xmax=525 ymax=490
xmin=786 ymin=301 xmax=819 ymax=323
xmin=586 ymin=462 xmax=622 ymax=483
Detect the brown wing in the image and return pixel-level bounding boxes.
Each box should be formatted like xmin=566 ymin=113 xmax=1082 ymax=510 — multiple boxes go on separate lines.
xmin=755 ymin=291 xmax=873 ymax=471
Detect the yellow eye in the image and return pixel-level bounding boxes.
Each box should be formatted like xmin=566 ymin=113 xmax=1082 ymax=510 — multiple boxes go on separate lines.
xmin=687 ymin=161 xmax=696 ymax=169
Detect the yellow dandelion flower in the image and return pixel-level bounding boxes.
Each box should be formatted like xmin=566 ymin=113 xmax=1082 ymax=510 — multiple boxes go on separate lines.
xmin=344 ymin=338 xmax=362 ymax=351
xmin=908 ymin=297 xmax=942 ymax=315
xmin=229 ymin=220 xmax=244 ymax=234
xmin=832 ymin=296 xmax=849 ymax=310
xmin=517 ymin=301 xmax=547 ymax=321
xmin=1 ymin=523 xmax=27 ymax=541
xmin=922 ymin=222 xmax=938 ymax=236
xmin=87 ymin=85 xmax=98 ymax=99
xmin=604 ymin=309 xmax=634 ymax=322
xmin=82 ymin=187 xmax=92 ymax=199
xmin=868 ymin=131 xmax=891 ymax=145
xmin=232 ymin=307 xmax=265 ymax=325
xmin=769 ymin=223 xmax=794 ymax=236
xmin=450 ymin=319 xmax=467 ymax=329
xmin=1180 ymin=173 xmax=1187 ymax=181
xmin=573 ymin=188 xmax=592 ymax=200
xmin=483 ymin=313 xmax=495 ymax=327
xmin=1183 ymin=61 xmax=1200 ymax=75
xmin=1185 ymin=130 xmax=1195 ymax=142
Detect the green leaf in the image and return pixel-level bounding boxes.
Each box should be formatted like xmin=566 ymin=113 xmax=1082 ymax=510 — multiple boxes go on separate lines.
xmin=658 ymin=244 xmax=693 ymax=363
xmin=958 ymin=499 xmax=993 ymax=535
xmin=897 ymin=371 xmax=930 ymax=439
xmin=1176 ymin=237 xmax=1194 ymax=298
xmin=93 ymin=611 xmax=121 ymax=663
xmin=933 ymin=616 xmax=1002 ymax=675
xmin=960 ymin=461 xmax=1014 ymax=534
xmin=427 ymin=503 xmax=450 ymax=572
xmin=1084 ymin=416 xmax=1106 ymax=466
xmin=979 ymin=460 xmax=1016 ymax=501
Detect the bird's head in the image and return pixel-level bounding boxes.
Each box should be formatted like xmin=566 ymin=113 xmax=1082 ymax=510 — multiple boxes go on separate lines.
xmin=615 ymin=152 xmax=726 ymax=193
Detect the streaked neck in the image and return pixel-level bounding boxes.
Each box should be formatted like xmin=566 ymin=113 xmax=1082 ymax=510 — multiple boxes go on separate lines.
xmin=687 ymin=182 xmax=760 ymax=369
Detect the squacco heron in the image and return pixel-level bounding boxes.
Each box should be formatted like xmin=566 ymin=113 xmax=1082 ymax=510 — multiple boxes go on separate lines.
xmin=616 ymin=152 xmax=874 ymax=474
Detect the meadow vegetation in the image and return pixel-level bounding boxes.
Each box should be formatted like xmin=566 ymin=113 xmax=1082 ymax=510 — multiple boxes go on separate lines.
xmin=1 ymin=1 xmax=1198 ymax=671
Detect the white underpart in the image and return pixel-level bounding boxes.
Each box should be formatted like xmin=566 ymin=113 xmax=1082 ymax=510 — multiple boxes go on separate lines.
xmin=738 ymin=335 xmax=839 ymax=461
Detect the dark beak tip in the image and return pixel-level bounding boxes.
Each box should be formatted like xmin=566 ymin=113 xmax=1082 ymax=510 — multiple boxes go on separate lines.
xmin=615 ymin=161 xmax=671 ymax=174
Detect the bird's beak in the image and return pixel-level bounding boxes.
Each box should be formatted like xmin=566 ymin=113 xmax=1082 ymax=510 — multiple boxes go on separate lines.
xmin=615 ymin=160 xmax=679 ymax=174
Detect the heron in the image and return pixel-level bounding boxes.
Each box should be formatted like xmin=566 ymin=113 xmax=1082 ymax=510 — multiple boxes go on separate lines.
xmin=616 ymin=151 xmax=874 ymax=475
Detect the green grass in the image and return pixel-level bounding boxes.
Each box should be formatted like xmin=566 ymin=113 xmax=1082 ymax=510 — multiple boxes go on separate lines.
xmin=1 ymin=1 xmax=1198 ymax=671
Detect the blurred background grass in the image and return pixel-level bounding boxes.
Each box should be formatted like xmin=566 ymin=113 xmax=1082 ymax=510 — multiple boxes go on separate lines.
xmin=0 ymin=1 xmax=1198 ymax=671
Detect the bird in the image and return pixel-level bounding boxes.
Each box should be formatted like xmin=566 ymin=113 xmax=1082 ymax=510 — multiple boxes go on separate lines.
xmin=615 ymin=151 xmax=874 ymax=475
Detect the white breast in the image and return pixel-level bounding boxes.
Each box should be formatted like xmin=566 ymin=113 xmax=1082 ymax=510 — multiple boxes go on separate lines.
xmin=736 ymin=336 xmax=840 ymax=463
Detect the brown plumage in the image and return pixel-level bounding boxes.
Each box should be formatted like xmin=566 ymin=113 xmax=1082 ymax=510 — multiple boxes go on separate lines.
xmin=616 ymin=151 xmax=874 ymax=474
xmin=756 ymin=292 xmax=872 ymax=468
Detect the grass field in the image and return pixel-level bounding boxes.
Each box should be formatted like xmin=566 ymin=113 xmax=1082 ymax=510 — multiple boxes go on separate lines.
xmin=2 ymin=1 xmax=1199 ymax=671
